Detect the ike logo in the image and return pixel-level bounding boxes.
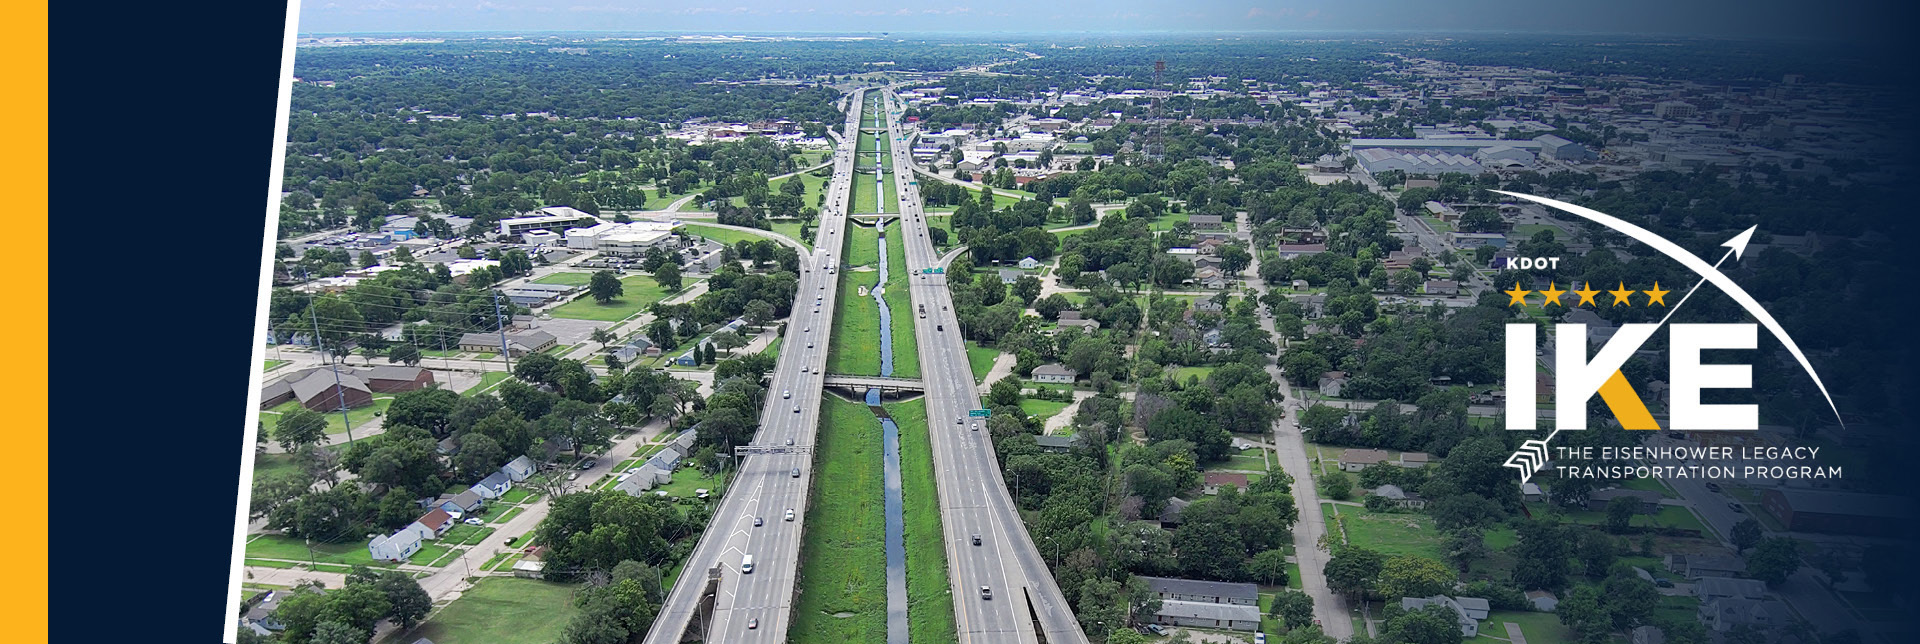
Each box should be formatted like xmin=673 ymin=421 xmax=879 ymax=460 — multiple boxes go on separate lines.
xmin=1486 ymin=192 xmax=1842 ymax=482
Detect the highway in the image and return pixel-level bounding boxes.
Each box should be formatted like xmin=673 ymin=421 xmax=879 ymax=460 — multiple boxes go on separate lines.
xmin=880 ymin=89 xmax=1091 ymax=644
xmin=640 ymin=88 xmax=866 ymax=644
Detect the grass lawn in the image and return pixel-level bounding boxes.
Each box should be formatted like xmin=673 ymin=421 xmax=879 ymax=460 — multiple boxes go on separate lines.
xmin=880 ymin=224 xmax=920 ymax=378
xmin=245 ymin=534 xmax=393 ymax=568
xmin=531 ymin=271 xmax=594 ymax=286
xmin=770 ymin=221 xmax=814 ymax=249
xmin=495 ymin=507 xmax=525 ymax=524
xmin=827 ymin=223 xmax=887 ymax=376
xmin=887 ymin=398 xmax=958 ymax=644
xmin=500 ymin=487 xmax=536 ymax=504
xmin=1019 ymin=398 xmax=1071 ymax=424
xmin=414 ymin=543 xmax=456 ymax=567
xmin=1324 ymin=506 xmax=1446 ymax=561
xmin=651 ymin=467 xmax=729 ymax=500
xmin=441 ymin=524 xmax=497 ymax=546
xmin=1148 ymin=212 xmax=1192 ymax=232
xmin=793 ymin=395 xmax=887 ymax=643
xmin=547 ymin=275 xmax=676 ymax=322
xmin=264 ymin=359 xmax=290 ymax=371
xmin=463 ymin=371 xmax=512 ymax=396
xmin=1421 ymin=216 xmax=1456 ymax=234
xmin=1512 ymin=223 xmax=1568 ymax=240
xmin=253 ymin=452 xmax=303 ymax=480
xmin=1171 ymin=365 xmax=1216 ymax=384
xmin=1483 ymin=609 xmax=1576 ymax=644
xmin=965 ymin=341 xmax=1001 ymax=384
xmin=245 ymin=558 xmax=298 ymax=569
xmin=924 ymin=214 xmax=955 ymax=249
xmin=403 ymin=578 xmax=579 ymax=644
xmin=260 ymin=396 xmax=393 ymax=436
xmin=683 ymin=223 xmax=791 ymax=249
xmin=1532 ymin=502 xmax=1710 ymax=535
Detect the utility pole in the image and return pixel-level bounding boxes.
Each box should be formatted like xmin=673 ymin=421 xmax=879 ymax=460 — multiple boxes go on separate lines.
xmin=492 ymin=290 xmax=514 ymax=375
xmin=311 ymin=294 xmax=356 ymax=443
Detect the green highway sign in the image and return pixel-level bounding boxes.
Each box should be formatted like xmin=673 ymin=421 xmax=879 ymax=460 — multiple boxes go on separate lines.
xmin=968 ymin=409 xmax=990 ymax=418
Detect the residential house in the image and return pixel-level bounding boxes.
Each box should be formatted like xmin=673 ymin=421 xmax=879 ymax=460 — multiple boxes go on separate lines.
xmin=1584 ymin=488 xmax=1663 ymax=513
xmin=1694 ymin=577 xmax=1768 ymax=602
xmin=1056 ymin=317 xmax=1101 ymax=331
xmin=1157 ymin=497 xmax=1191 ymax=529
xmin=1399 ymin=452 xmax=1430 ymax=468
xmin=1629 ymin=626 xmax=1664 ymax=644
xmin=1665 ymin=554 xmax=1747 ymax=581
xmin=471 ymin=471 xmax=513 ymax=499
xmin=1400 ymin=596 xmax=1489 ymax=637
xmin=1188 ymin=214 xmax=1225 ymax=229
xmin=1371 ymin=484 xmax=1426 ymax=509
xmin=1425 ymin=280 xmax=1459 ymax=295
xmin=1035 ymin=435 xmax=1084 ymax=453
xmin=369 ymin=530 xmax=423 ymax=562
xmin=614 ymin=464 xmax=673 ymax=496
xmin=406 ymin=508 xmax=455 ymax=541
xmin=241 ymin=591 xmax=290 ymax=634
xmin=1521 ymin=482 xmax=1543 ymax=502
xmin=1140 ymin=576 xmax=1259 ymax=606
xmin=1276 ymin=243 xmax=1328 ymax=259
xmin=1698 ymin=597 xmax=1793 ymax=633
xmin=1203 ymin=472 xmax=1249 ymax=495
xmin=1018 ymin=256 xmax=1042 ymax=269
xmin=1031 ymin=364 xmax=1077 ymax=384
xmin=501 ymin=455 xmax=537 ymax=482
xmin=1526 ymin=590 xmax=1559 ymax=612
xmin=1317 ymin=371 xmax=1349 ymax=397
xmin=436 ymin=437 xmax=460 ymax=456
xmin=1340 ymin=448 xmax=1393 ymax=472
xmin=1150 ymin=600 xmax=1262 ymax=632
xmin=439 ymin=490 xmax=485 ymax=517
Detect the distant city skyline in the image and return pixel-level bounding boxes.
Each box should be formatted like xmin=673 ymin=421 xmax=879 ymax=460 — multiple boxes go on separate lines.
xmin=299 ymin=0 xmax=1890 ymax=41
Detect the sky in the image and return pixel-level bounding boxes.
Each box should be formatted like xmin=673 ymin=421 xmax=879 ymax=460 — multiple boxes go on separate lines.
xmin=298 ymin=0 xmax=1888 ymax=41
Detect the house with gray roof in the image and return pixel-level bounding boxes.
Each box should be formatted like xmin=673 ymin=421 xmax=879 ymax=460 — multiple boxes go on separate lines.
xmin=1150 ymin=600 xmax=1261 ymax=632
xmin=1034 ymin=434 xmax=1084 ymax=452
xmin=501 ymin=455 xmax=537 ymax=482
xmin=471 ymin=471 xmax=513 ymax=499
xmin=1401 ymin=595 xmax=1489 ymax=637
xmin=439 ymin=490 xmax=484 ymax=516
xmin=1139 ymin=576 xmax=1259 ymax=606
xmin=1698 ymin=597 xmax=1793 ymax=633
xmin=1694 ymin=577 xmax=1768 ymax=602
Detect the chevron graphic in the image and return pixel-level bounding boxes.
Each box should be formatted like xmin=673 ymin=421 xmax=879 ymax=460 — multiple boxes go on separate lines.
xmin=1504 ymin=439 xmax=1551 ymax=483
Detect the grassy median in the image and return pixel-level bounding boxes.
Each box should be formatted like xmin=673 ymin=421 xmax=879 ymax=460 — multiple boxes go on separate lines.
xmin=793 ymin=395 xmax=887 ymax=643
xmin=887 ymin=398 xmax=957 ymax=644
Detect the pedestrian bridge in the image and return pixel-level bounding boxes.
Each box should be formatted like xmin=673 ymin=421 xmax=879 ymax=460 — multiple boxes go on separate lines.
xmin=821 ymin=373 xmax=925 ymax=393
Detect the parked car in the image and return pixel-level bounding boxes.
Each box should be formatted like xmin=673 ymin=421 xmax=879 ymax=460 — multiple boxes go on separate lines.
xmin=464 ymin=518 xmax=485 ymax=526
xmin=577 ymin=460 xmax=597 ymax=470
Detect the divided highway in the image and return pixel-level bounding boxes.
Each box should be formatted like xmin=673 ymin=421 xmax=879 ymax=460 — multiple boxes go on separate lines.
xmin=881 ymin=90 xmax=1091 ymax=644
xmin=641 ymin=88 xmax=866 ymax=644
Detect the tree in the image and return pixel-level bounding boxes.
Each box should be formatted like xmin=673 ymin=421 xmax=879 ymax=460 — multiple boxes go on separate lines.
xmin=452 ymin=433 xmax=506 ymax=481
xmin=1271 ymin=589 xmax=1315 ymax=630
xmin=708 ymin=330 xmax=746 ymax=355
xmin=590 ymin=270 xmax=624 ymax=304
xmin=1444 ymin=528 xmax=1489 ymax=574
xmin=1319 ymin=470 xmax=1353 ymax=501
xmin=384 ymin=387 xmax=460 ymax=436
xmin=1385 ymin=603 xmax=1465 ymax=644
xmin=1378 ymin=555 xmax=1457 ymax=600
xmin=349 ymin=566 xmax=432 ymax=628
xmin=1605 ymin=496 xmax=1638 ymax=534
xmin=1219 ymin=245 xmax=1252 ymax=275
xmin=653 ymin=263 xmax=683 ymax=291
xmin=1745 ymin=537 xmax=1801 ymax=586
xmin=276 ymin=407 xmax=329 ymax=452
xmin=309 ymin=620 xmax=369 ymax=644
xmin=1248 ymin=549 xmax=1292 ymax=586
xmin=1011 ymin=275 xmax=1043 ymax=305
xmin=1730 ymin=518 xmax=1763 ymax=553
xmin=1459 ymin=208 xmax=1503 ymax=233
xmin=1325 ymin=546 xmax=1385 ymax=600
xmin=1034 ymin=293 xmax=1072 ymax=321
xmin=387 ymin=343 xmax=421 ymax=366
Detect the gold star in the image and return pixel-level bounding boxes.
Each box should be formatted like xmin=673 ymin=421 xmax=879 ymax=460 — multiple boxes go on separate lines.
xmin=1573 ymin=282 xmax=1601 ymax=307
xmin=1538 ymin=282 xmax=1567 ymax=307
xmin=1608 ymin=281 xmax=1636 ymax=306
xmin=1642 ymin=282 xmax=1671 ymax=306
xmin=1505 ymin=282 xmax=1533 ymax=307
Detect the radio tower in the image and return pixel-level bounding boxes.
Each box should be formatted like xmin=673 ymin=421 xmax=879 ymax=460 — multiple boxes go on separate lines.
xmin=1146 ymin=59 xmax=1166 ymax=159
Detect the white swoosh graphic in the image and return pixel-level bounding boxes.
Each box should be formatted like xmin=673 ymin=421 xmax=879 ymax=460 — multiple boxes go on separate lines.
xmin=1493 ymin=190 xmax=1843 ymax=427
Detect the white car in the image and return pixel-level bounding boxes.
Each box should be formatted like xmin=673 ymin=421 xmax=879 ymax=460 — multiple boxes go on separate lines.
xmin=793 ymin=405 xmax=801 ymax=413
xmin=783 ymin=390 xmax=791 ymax=399
xmin=785 ymin=508 xmax=795 ymax=521
xmin=463 ymin=518 xmax=485 ymax=526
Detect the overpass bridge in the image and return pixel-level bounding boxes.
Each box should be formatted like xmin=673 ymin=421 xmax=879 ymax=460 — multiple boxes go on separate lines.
xmin=821 ymin=373 xmax=926 ymax=393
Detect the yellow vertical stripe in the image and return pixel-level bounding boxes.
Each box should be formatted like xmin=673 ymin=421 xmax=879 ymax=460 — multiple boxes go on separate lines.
xmin=4 ymin=1 xmax=46 ymax=639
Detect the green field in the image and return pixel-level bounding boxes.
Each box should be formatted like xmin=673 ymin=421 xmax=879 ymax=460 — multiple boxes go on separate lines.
xmin=887 ymin=398 xmax=958 ymax=644
xmin=244 ymin=534 xmax=394 ymax=568
xmin=1148 ymin=212 xmax=1192 ymax=232
xmin=924 ymin=214 xmax=955 ymax=248
xmin=464 ymin=371 xmax=512 ymax=396
xmin=826 ymin=223 xmax=886 ymax=376
xmin=531 ymin=271 xmax=594 ymax=286
xmin=793 ymin=395 xmax=887 ymax=643
xmin=1019 ymin=398 xmax=1071 ymax=424
xmin=1171 ymin=365 xmax=1216 ymax=384
xmin=770 ymin=221 xmax=814 ymax=249
xmin=403 ymin=578 xmax=579 ymax=644
xmin=683 ymin=223 xmax=790 ymax=249
xmin=880 ymin=223 xmax=920 ymax=378
xmin=547 ymin=275 xmax=676 ymax=322
xmin=965 ymin=341 xmax=1001 ymax=384
xmin=1323 ymin=504 xmax=1446 ymax=561
xmin=264 ymin=359 xmax=290 ymax=371
xmin=260 ymin=396 xmax=393 ymax=436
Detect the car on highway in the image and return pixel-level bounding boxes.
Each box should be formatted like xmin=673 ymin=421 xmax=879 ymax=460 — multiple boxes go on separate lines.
xmin=807 ymin=342 xmax=814 ymax=348
xmin=785 ymin=508 xmax=795 ymax=521
xmin=955 ymin=418 xmax=963 ymax=425
xmin=786 ymin=437 xmax=794 ymax=446
xmin=980 ymin=586 xmax=992 ymax=600
xmin=742 ymin=555 xmax=755 ymax=574
xmin=791 ymin=467 xmax=801 ymax=478
xmin=783 ymin=390 xmax=791 ymax=399
xmin=971 ymin=423 xmax=978 ymax=432
xmin=748 ymin=619 xmax=758 ymax=630
xmin=1705 ymin=482 xmax=1722 ymax=493
xmin=936 ymin=324 xmax=943 ymax=331
xmin=793 ymin=405 xmax=801 ymax=413
xmin=1728 ymin=502 xmax=1745 ymax=513
xmin=754 ymin=516 xmax=764 ymax=527
xmin=971 ymin=534 xmax=981 ymax=546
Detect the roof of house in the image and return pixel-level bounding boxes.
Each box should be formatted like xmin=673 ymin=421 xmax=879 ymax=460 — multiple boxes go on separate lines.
xmin=448 ymin=490 xmax=484 ymax=508
xmin=503 ymin=455 xmax=536 ymax=474
xmin=290 ymin=369 xmax=371 ymax=402
xmin=1695 ymin=576 xmax=1767 ymax=599
xmin=416 ymin=508 xmax=452 ymax=528
xmin=1374 ymin=484 xmax=1409 ymax=499
xmin=1154 ymin=599 xmax=1262 ymax=622
xmin=613 ymin=475 xmax=652 ymax=496
xmin=1035 ymin=435 xmax=1082 ymax=449
xmin=361 ymin=365 xmax=429 ymax=382
xmin=1341 ymin=448 xmax=1392 ymax=465
xmin=1401 ymin=452 xmax=1430 ymax=463
xmin=1032 ymin=364 xmax=1077 ymax=377
xmin=476 ymin=471 xmax=511 ymax=488
xmin=1139 ymin=576 xmax=1260 ymax=601
xmin=1158 ymin=497 xmax=1191 ymax=523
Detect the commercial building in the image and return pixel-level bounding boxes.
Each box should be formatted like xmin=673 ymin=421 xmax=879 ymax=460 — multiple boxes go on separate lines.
xmin=259 ymin=366 xmax=436 ymax=411
xmin=1534 ymin=134 xmax=1593 ymax=162
xmin=1353 ymin=148 xmax=1485 ymax=176
xmin=1138 ymin=576 xmax=1262 ymax=632
xmin=498 ymin=206 xmax=600 ymax=237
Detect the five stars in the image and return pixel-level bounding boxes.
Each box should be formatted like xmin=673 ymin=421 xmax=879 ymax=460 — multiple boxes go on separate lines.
xmin=1608 ymin=281 xmax=1636 ymax=307
xmin=1537 ymin=282 xmax=1567 ymax=307
xmin=1505 ymin=282 xmax=1532 ymax=307
xmin=1642 ymin=282 xmax=1670 ymax=306
xmin=1573 ymin=282 xmax=1601 ymax=307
